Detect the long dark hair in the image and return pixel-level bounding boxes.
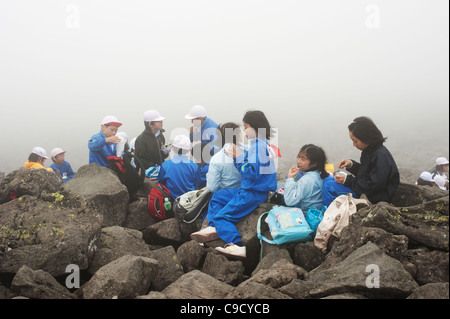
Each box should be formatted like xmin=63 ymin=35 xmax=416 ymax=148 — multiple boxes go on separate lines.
xmin=242 ymin=110 xmax=273 ymax=140
xmin=348 ymin=116 xmax=387 ymax=145
xmin=298 ymin=144 xmax=328 ymax=179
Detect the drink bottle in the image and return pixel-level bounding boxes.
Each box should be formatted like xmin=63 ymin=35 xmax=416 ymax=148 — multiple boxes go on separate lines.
xmin=164 ymin=198 xmax=171 ymax=211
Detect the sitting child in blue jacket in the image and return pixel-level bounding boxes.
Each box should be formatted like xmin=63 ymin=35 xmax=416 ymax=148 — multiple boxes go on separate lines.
xmin=158 ymin=135 xmax=200 ymax=200
xmin=283 ymin=144 xmax=328 ymax=212
xmin=50 ymin=148 xmax=75 ymax=182
xmin=88 ymin=115 xmax=122 ymax=167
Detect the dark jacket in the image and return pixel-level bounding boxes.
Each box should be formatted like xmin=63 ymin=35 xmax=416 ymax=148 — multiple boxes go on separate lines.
xmin=135 ymin=127 xmax=167 ymax=170
xmin=344 ymin=142 xmax=400 ymax=204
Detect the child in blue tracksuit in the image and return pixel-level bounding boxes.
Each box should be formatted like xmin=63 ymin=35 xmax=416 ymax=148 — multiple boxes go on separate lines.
xmin=88 ymin=115 xmax=123 ymax=167
xmin=158 ymin=135 xmax=200 ymax=200
xmin=190 ymin=110 xmax=277 ymax=258
xmin=50 ymin=148 xmax=75 ymax=182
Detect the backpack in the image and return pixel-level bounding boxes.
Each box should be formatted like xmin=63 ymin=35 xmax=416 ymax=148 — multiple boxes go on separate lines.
xmin=173 ymin=187 xmax=213 ymax=224
xmin=148 ymin=183 xmax=172 ymax=220
xmin=314 ymin=194 xmax=369 ymax=252
xmin=305 ymin=206 xmax=327 ymax=236
xmin=257 ymin=206 xmax=313 ymax=246
xmin=107 ymin=152 xmax=145 ymax=196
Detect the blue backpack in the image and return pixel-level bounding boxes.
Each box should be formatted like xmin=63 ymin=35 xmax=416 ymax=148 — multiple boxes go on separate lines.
xmin=257 ymin=206 xmax=314 ymax=246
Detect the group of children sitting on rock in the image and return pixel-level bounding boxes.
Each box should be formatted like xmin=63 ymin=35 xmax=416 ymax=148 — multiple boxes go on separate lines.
xmin=24 ymin=106 xmax=448 ymax=258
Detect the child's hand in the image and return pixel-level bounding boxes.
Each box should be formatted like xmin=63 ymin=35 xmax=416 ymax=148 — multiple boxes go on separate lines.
xmin=334 ymin=174 xmax=346 ymax=184
xmin=106 ymin=136 xmax=121 ymax=144
xmin=287 ymin=166 xmax=300 ymax=179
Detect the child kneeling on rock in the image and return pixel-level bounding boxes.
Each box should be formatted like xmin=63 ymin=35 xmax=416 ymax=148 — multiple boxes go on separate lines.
xmin=190 ymin=110 xmax=277 ymax=259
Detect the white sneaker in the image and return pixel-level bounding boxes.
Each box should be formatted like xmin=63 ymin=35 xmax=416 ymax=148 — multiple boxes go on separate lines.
xmin=190 ymin=226 xmax=219 ymax=243
xmin=215 ymin=243 xmax=246 ymax=259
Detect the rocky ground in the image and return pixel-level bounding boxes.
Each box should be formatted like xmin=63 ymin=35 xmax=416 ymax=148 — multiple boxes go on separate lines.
xmin=0 ymin=164 xmax=448 ymax=300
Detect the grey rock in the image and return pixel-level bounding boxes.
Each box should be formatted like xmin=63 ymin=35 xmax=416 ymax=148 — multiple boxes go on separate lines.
xmin=279 ymin=242 xmax=419 ymax=299
xmin=80 ymin=255 xmax=158 ymax=299
xmin=148 ymin=245 xmax=184 ymax=291
xmin=88 ymin=226 xmax=152 ymax=275
xmin=11 ymin=265 xmax=75 ymax=299
xmin=63 ymin=164 xmax=129 ymax=227
xmin=162 ymin=270 xmax=233 ymax=299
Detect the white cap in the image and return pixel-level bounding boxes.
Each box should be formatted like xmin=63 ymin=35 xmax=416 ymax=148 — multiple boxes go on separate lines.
xmin=51 ymin=148 xmax=66 ymax=158
xmin=32 ymin=147 xmax=48 ymax=159
xmin=419 ymin=171 xmax=434 ymax=182
xmin=172 ymin=135 xmax=191 ymax=150
xmin=185 ymin=105 xmax=207 ymax=120
xmin=434 ymin=175 xmax=447 ymax=190
xmin=144 ymin=110 xmax=166 ymax=122
xmin=101 ymin=115 xmax=122 ymax=127
xmin=436 ymin=157 xmax=449 ymax=165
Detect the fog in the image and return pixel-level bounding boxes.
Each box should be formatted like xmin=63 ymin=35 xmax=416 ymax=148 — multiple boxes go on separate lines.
xmin=0 ymin=0 xmax=448 ymax=183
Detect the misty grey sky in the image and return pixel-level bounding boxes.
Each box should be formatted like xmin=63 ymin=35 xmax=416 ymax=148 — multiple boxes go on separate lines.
xmin=0 ymin=0 xmax=448 ymax=178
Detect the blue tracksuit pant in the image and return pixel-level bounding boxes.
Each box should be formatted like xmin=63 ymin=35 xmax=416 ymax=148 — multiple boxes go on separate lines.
xmin=322 ymin=176 xmax=359 ymax=207
xmin=207 ymin=187 xmax=268 ymax=244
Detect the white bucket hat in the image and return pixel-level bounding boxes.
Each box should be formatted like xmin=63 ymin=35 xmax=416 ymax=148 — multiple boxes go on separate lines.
xmin=172 ymin=135 xmax=191 ymax=150
xmin=185 ymin=105 xmax=207 ymax=120
xmin=32 ymin=147 xmax=49 ymax=159
xmin=101 ymin=115 xmax=122 ymax=127
xmin=51 ymin=148 xmax=66 ymax=158
xmin=144 ymin=110 xmax=166 ymax=122
xmin=434 ymin=175 xmax=448 ymax=190
xmin=436 ymin=157 xmax=449 ymax=165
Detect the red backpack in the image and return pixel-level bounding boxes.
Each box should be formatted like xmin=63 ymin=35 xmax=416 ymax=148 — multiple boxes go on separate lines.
xmin=148 ymin=183 xmax=172 ymax=219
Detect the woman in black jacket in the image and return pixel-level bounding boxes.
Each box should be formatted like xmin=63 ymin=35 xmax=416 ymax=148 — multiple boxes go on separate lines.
xmin=322 ymin=116 xmax=400 ymax=206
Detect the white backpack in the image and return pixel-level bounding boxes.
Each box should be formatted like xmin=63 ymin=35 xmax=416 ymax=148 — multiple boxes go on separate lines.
xmin=314 ymin=194 xmax=370 ymax=252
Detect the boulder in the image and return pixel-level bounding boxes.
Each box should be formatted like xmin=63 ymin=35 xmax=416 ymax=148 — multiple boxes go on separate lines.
xmin=87 ymin=226 xmax=152 ymax=275
xmin=251 ymin=249 xmax=292 ymax=276
xmin=162 ymin=270 xmax=233 ymax=299
xmin=390 ymin=183 xmax=449 ymax=207
xmin=246 ymin=259 xmax=308 ymax=289
xmin=225 ymin=281 xmax=291 ymax=299
xmin=279 ymin=242 xmax=419 ymax=299
xmin=79 ymin=255 xmax=158 ymax=299
xmin=293 ymin=241 xmax=326 ymax=272
xmin=124 ymin=197 xmax=158 ymax=231
xmin=201 ymin=252 xmax=247 ymax=286
xmin=407 ymin=282 xmax=449 ymax=299
xmin=406 ymin=248 xmax=449 ymax=285
xmin=147 ymin=246 xmax=184 ymax=291
xmin=142 ymin=218 xmax=184 ymax=248
xmin=176 ymin=240 xmax=209 ymax=272
xmin=0 ymin=194 xmax=102 ymax=277
xmin=360 ymin=198 xmax=449 ymax=251
xmin=0 ymin=168 xmax=62 ymax=205
xmin=11 ymin=265 xmax=75 ymax=299
xmin=63 ymin=164 xmax=129 ymax=227
xmin=314 ymin=226 xmax=409 ymax=273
